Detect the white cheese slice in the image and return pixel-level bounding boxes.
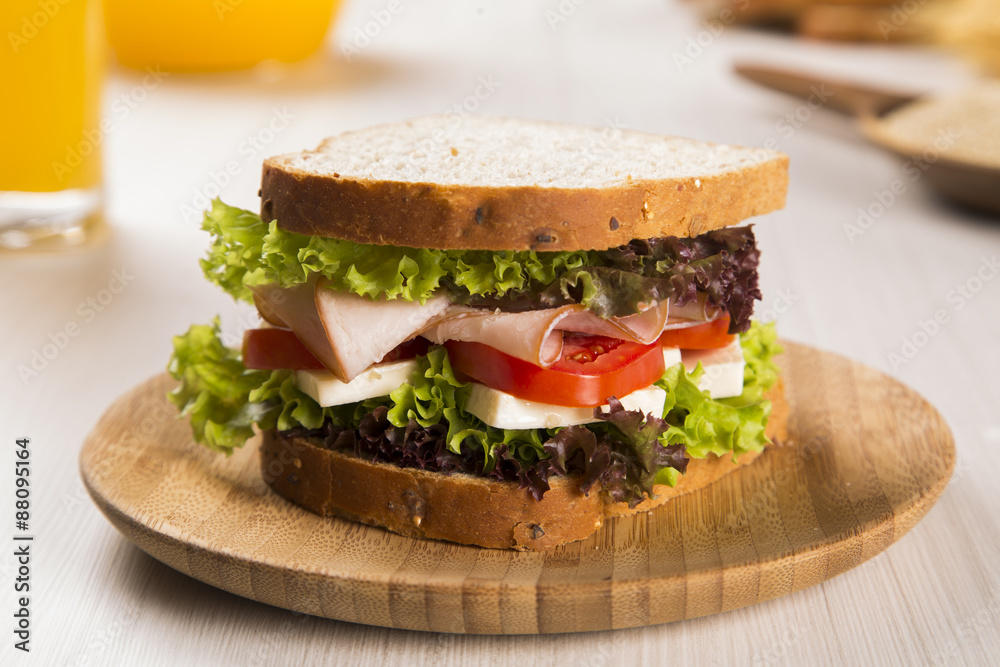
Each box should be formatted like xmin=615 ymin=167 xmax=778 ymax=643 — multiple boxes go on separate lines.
xmin=464 ymin=383 xmax=668 ymax=430
xmin=681 ymin=339 xmax=746 ymax=399
xmin=662 ymin=346 xmax=682 ymax=369
xmin=295 ymin=359 xmax=418 ymax=407
xmin=295 ymin=340 xmax=745 ymax=424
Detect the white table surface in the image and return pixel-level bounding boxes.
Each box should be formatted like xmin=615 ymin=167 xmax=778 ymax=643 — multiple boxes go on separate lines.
xmin=3 ymin=1 xmax=999 ymax=665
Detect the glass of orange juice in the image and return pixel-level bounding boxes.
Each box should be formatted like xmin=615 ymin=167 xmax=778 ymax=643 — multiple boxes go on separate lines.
xmin=104 ymin=0 xmax=342 ymax=72
xmin=0 ymin=0 xmax=107 ymax=252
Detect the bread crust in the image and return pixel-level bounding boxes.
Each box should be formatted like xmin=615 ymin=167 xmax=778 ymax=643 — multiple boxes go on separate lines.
xmin=260 ymin=151 xmax=788 ymax=252
xmin=259 ymin=378 xmax=788 ymax=550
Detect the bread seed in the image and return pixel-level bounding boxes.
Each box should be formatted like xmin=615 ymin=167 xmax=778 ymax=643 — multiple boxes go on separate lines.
xmin=530 ymin=524 xmax=545 ymax=540
xmin=475 ymin=207 xmax=484 ymax=224
xmin=609 ymin=216 xmax=620 ymax=230
xmin=403 ymin=490 xmax=426 ymax=518
xmin=689 ymin=214 xmax=706 ymax=236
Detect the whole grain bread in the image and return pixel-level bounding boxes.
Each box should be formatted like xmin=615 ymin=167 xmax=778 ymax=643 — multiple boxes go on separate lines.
xmin=260 ymin=115 xmax=789 ymax=251
xmin=259 ymin=378 xmax=788 ymax=551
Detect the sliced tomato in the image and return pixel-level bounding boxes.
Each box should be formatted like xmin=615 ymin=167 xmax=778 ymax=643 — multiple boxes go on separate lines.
xmin=658 ymin=316 xmax=736 ymax=350
xmin=243 ymin=328 xmax=325 ymax=370
xmin=445 ymin=333 xmax=665 ymax=408
xmin=243 ymin=329 xmax=431 ymax=370
xmin=379 ymin=337 xmax=431 ymax=363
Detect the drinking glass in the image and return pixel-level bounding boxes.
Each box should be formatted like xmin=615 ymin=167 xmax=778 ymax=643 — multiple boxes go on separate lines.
xmin=0 ymin=0 xmax=107 ymax=252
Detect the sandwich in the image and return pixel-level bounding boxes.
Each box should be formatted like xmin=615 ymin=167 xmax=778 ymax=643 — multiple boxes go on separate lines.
xmin=168 ymin=115 xmax=789 ymax=550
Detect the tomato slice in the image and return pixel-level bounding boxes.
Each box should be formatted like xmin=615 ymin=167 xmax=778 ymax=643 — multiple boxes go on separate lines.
xmin=243 ymin=329 xmax=431 ymax=370
xmin=445 ymin=334 xmax=665 ymax=408
xmin=378 ymin=337 xmax=431 ymax=363
xmin=658 ymin=316 xmax=736 ymax=350
xmin=243 ymin=328 xmax=325 ymax=370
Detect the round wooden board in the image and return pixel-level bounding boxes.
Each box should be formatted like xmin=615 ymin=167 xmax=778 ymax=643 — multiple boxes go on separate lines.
xmin=80 ymin=342 xmax=954 ymax=634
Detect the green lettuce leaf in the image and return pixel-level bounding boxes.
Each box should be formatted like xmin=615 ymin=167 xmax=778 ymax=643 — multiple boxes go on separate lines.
xmin=732 ymin=317 xmax=782 ymax=404
xmin=199 ymin=201 xmax=269 ymax=304
xmin=200 ymin=200 xmax=592 ymax=305
xmin=655 ymin=320 xmax=781 ymax=461
xmin=167 ymin=318 xmax=273 ymax=453
xmin=167 ymin=319 xmax=360 ymax=453
xmin=167 ymin=318 xmax=781 ymax=500
xmin=384 ymin=346 xmax=547 ymax=468
xmin=197 ymin=201 xmax=761 ymax=331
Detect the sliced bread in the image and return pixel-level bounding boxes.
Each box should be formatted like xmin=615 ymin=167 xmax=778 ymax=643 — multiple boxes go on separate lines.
xmin=260 ymin=115 xmax=789 ymax=251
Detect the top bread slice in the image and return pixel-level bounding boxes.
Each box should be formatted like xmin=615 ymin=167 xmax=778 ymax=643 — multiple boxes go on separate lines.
xmin=260 ymin=115 xmax=789 ymax=251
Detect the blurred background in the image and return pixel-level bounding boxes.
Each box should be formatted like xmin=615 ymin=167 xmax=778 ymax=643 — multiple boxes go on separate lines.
xmin=2 ymin=1 xmax=999 ymax=665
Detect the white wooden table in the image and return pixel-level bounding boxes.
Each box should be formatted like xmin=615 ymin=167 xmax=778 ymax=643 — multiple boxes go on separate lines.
xmin=2 ymin=1 xmax=998 ymax=664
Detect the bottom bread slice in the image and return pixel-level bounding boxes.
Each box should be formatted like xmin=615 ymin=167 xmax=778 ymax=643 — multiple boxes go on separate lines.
xmin=259 ymin=379 xmax=788 ymax=550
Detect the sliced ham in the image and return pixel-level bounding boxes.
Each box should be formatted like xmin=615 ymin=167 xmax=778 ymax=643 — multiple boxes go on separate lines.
xmin=421 ymin=306 xmax=573 ymax=366
xmin=421 ymin=300 xmax=676 ymax=367
xmin=661 ymin=294 xmax=722 ymax=329
xmin=252 ymin=281 xmax=345 ymax=377
xmin=554 ymin=302 xmax=671 ymax=343
xmin=253 ymin=282 xmax=719 ymax=380
xmin=314 ymin=278 xmax=451 ymax=380
xmin=253 ymin=278 xmax=450 ymax=381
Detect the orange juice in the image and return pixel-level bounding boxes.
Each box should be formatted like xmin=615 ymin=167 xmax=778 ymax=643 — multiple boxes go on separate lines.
xmin=104 ymin=0 xmax=341 ymax=71
xmin=0 ymin=0 xmax=104 ymax=193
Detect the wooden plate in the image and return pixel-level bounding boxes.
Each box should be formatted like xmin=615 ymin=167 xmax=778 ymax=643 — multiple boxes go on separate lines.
xmin=80 ymin=342 xmax=954 ymax=634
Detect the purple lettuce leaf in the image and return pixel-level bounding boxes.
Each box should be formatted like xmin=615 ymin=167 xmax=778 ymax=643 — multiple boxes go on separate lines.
xmin=457 ymin=226 xmax=761 ymax=333
xmin=281 ymin=398 xmax=691 ymax=508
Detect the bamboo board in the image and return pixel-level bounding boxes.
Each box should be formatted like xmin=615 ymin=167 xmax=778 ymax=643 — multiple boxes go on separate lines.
xmin=80 ymin=342 xmax=954 ymax=634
